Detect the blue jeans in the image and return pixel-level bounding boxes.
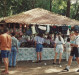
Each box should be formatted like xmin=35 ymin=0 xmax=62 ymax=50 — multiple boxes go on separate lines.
xmin=9 ymin=47 xmax=17 ymax=66
xmin=1 ymin=50 xmax=10 ymax=58
xmin=36 ymin=44 xmax=43 ymax=52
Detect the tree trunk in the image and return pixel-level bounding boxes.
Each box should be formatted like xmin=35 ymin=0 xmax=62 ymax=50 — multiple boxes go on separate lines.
xmin=32 ymin=0 xmax=36 ymax=9
xmin=50 ymin=0 xmax=52 ymax=11
xmin=74 ymin=5 xmax=79 ymax=19
xmin=4 ymin=0 xmax=7 ymax=17
xmin=66 ymin=0 xmax=70 ymax=17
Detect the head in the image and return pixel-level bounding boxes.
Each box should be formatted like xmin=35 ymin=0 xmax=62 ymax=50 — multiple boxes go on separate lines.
xmin=74 ymin=30 xmax=79 ymax=36
xmin=3 ymin=27 xmax=9 ymax=33
xmin=57 ymin=32 xmax=61 ymax=36
xmin=70 ymin=31 xmax=74 ymax=36
xmin=57 ymin=32 xmax=61 ymax=41
xmin=67 ymin=38 xmax=70 ymax=42
xmin=11 ymin=32 xmax=15 ymax=36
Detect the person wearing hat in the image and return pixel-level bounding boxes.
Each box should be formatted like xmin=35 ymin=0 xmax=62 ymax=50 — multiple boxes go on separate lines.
xmin=63 ymin=30 xmax=79 ymax=72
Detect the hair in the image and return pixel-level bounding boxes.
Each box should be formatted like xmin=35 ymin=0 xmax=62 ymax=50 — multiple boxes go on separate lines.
xmin=11 ymin=32 xmax=15 ymax=36
xmin=67 ymin=38 xmax=70 ymax=42
xmin=58 ymin=32 xmax=61 ymax=41
xmin=3 ymin=27 xmax=9 ymax=33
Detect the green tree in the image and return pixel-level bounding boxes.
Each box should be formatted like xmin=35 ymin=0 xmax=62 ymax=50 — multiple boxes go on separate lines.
xmin=52 ymin=0 xmax=67 ymax=16
xmin=0 ymin=0 xmax=79 ymax=20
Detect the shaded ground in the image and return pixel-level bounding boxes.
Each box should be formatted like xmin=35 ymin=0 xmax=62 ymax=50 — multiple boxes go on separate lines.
xmin=0 ymin=60 xmax=79 ymax=75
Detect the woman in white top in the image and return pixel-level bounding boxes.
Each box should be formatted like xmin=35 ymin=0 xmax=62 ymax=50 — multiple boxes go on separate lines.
xmin=53 ymin=32 xmax=65 ymax=65
xmin=35 ymin=33 xmax=44 ymax=63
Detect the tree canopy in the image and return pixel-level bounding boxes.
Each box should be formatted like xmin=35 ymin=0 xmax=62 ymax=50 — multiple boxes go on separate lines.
xmin=0 ymin=0 xmax=79 ymax=20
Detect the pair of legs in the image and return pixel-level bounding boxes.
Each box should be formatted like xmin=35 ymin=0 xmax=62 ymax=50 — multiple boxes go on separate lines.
xmin=54 ymin=52 xmax=62 ymax=64
xmin=3 ymin=58 xmax=9 ymax=73
xmin=0 ymin=53 xmax=2 ymax=63
xmin=64 ymin=47 xmax=79 ymax=72
xmin=9 ymin=47 xmax=17 ymax=67
xmin=37 ymin=52 xmax=42 ymax=62
xmin=1 ymin=50 xmax=10 ymax=74
xmin=66 ymin=52 xmax=70 ymax=61
xmin=67 ymin=56 xmax=79 ymax=66
xmin=36 ymin=44 xmax=43 ymax=62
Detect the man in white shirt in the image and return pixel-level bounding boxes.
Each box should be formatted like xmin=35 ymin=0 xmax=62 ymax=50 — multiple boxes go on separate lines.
xmin=63 ymin=30 xmax=79 ymax=72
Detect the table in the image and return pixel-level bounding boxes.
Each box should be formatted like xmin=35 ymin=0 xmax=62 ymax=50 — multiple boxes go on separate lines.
xmin=17 ymin=48 xmax=66 ymax=61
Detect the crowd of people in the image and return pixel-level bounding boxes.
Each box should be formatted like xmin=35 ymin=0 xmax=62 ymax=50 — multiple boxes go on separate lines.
xmin=34 ymin=30 xmax=79 ymax=72
xmin=0 ymin=24 xmax=79 ymax=74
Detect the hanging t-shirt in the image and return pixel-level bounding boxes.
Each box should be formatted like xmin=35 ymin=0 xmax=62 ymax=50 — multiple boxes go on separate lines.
xmin=38 ymin=26 xmax=46 ymax=31
xmin=46 ymin=25 xmax=50 ymax=33
xmin=68 ymin=25 xmax=71 ymax=30
xmin=49 ymin=26 xmax=53 ymax=34
xmin=61 ymin=25 xmax=68 ymax=34
xmin=52 ymin=26 xmax=59 ymax=34
xmin=31 ymin=26 xmax=36 ymax=34
xmin=58 ymin=26 xmax=62 ymax=33
xmin=74 ymin=25 xmax=79 ymax=31
xmin=67 ymin=29 xmax=70 ymax=35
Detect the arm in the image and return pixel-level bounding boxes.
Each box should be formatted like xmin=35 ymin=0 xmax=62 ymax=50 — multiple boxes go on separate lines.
xmin=71 ymin=38 xmax=79 ymax=47
xmin=16 ymin=40 xmax=19 ymax=52
xmin=63 ymin=44 xmax=65 ymax=51
xmin=10 ymin=37 xmax=12 ymax=53
xmin=0 ymin=35 xmax=1 ymax=49
xmin=70 ymin=44 xmax=78 ymax=47
xmin=35 ymin=41 xmax=37 ymax=47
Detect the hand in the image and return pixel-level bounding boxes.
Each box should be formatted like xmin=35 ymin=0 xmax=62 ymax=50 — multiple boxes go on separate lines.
xmin=70 ymin=44 xmax=74 ymax=46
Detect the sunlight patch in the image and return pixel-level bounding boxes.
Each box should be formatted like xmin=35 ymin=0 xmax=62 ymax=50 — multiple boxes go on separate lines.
xmin=9 ymin=71 xmax=19 ymax=74
xmin=45 ymin=68 xmax=61 ymax=73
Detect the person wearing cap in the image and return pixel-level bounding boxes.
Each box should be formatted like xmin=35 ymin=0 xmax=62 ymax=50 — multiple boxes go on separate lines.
xmin=63 ymin=30 xmax=79 ymax=72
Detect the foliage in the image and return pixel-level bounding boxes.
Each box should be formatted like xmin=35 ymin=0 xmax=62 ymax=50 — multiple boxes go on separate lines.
xmin=0 ymin=0 xmax=79 ymax=20
xmin=52 ymin=0 xmax=67 ymax=15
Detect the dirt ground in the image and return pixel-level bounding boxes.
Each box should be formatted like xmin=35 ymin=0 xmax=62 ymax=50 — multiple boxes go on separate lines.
xmin=0 ymin=60 xmax=79 ymax=75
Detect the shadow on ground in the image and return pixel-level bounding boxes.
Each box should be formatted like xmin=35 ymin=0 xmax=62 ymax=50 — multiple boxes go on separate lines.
xmin=0 ymin=60 xmax=79 ymax=75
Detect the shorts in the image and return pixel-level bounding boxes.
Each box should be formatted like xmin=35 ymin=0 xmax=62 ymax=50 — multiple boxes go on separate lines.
xmin=1 ymin=50 xmax=10 ymax=58
xmin=56 ymin=45 xmax=63 ymax=53
xmin=70 ymin=47 xmax=79 ymax=57
xmin=36 ymin=44 xmax=43 ymax=52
